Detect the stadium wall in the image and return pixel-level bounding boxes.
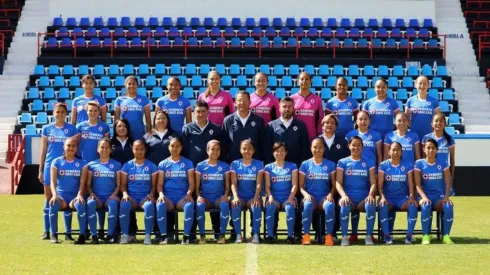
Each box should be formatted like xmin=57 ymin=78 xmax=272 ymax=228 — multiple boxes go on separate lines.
xmin=48 ymin=0 xmax=435 ymax=21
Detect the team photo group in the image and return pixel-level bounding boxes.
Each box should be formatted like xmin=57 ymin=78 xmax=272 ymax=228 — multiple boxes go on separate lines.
xmin=38 ymin=71 xmax=456 ymax=246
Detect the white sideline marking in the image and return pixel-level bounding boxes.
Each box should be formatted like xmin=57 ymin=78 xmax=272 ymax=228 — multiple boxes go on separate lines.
xmin=245 ymin=243 xmax=259 ymax=275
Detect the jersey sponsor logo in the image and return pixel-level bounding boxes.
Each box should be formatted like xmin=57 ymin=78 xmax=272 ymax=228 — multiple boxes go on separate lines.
xmin=346 ymin=169 xmax=352 ymax=175
xmin=165 ymin=171 xmax=171 ymax=177
xmin=346 ymin=168 xmax=368 ymax=176
xmin=94 ymin=171 xmax=100 ymax=177
xmin=59 ymin=169 xmax=81 ymax=177
xmin=203 ymin=174 xmax=208 ymax=180
xmin=59 ymin=170 xmax=65 ymax=176
xmin=386 ymin=175 xmax=392 ymax=181
xmin=237 ymin=173 xmax=256 ymax=181
xmin=369 ymin=108 xmax=392 ymax=115
xmin=237 ymin=174 xmax=243 ymax=180
xmin=204 ymin=172 xmax=224 ymax=181
xmin=412 ymin=108 xmax=418 ymax=113
xmin=308 ymin=173 xmax=315 ymax=179
xmin=122 ymin=105 xmax=128 ymax=112
xmin=129 ymin=174 xmax=135 ymax=180
xmin=295 ymin=110 xmax=300 ymax=115
xmin=271 ymin=176 xmax=277 ymax=182
xmin=81 ymin=130 xmax=104 ymax=141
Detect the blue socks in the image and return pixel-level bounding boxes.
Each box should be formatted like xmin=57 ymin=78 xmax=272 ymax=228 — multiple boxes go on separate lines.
xmin=97 ymin=211 xmax=106 ymax=233
xmin=285 ymin=203 xmax=295 ymax=237
xmin=388 ymin=211 xmax=396 ymax=235
xmin=421 ymin=203 xmax=432 ymax=235
xmin=107 ymin=200 xmax=118 ymax=236
xmin=119 ymin=201 xmax=131 ymax=235
xmin=142 ymin=201 xmax=155 ymax=235
xmin=302 ymin=201 xmax=314 ymax=234
xmin=365 ymin=202 xmax=376 ymax=237
xmin=251 ymin=205 xmax=261 ymax=236
xmin=379 ymin=203 xmax=389 ymax=237
xmin=183 ymin=202 xmax=194 ymax=236
xmin=219 ymin=201 xmax=230 ymax=235
xmin=340 ymin=205 xmax=352 ymax=236
xmin=87 ymin=199 xmax=97 ymax=236
xmin=407 ymin=204 xmax=417 ymax=236
xmin=156 ymin=202 xmax=168 ymax=235
xmin=196 ymin=202 xmax=206 ymax=236
xmin=63 ymin=211 xmax=72 ymax=234
xmin=443 ymin=202 xmax=454 ymax=235
xmin=43 ymin=199 xmax=50 ymax=233
xmin=351 ymin=211 xmax=360 ymax=235
xmin=265 ymin=204 xmax=276 ymax=238
xmin=74 ymin=201 xmax=87 ymax=235
xmin=49 ymin=200 xmax=60 ymax=234
xmin=324 ymin=201 xmax=335 ymax=235
xmin=231 ymin=205 xmax=242 ymax=236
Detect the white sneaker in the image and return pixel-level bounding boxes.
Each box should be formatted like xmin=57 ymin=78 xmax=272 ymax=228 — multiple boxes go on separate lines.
xmin=252 ymin=234 xmax=260 ymax=244
xmin=341 ymin=236 xmax=349 ymax=246
xmin=160 ymin=237 xmax=168 ymax=245
xmin=235 ymin=234 xmax=243 ymax=244
xmin=120 ymin=234 xmax=130 ymax=244
xmin=144 ymin=234 xmax=151 ymax=245
xmin=365 ymin=236 xmax=374 ymax=245
xmin=181 ymin=239 xmax=190 ymax=245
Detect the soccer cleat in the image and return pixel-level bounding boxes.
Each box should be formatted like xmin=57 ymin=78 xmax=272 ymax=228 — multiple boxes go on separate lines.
xmin=199 ymin=236 xmax=207 ymax=244
xmin=252 ymin=234 xmax=260 ymax=244
xmin=154 ymin=233 xmax=161 ymax=243
xmin=74 ymin=234 xmax=86 ymax=245
xmin=411 ymin=235 xmax=416 ymax=242
xmin=365 ymin=236 xmax=374 ymax=245
xmin=120 ymin=234 xmax=130 ymax=244
xmin=41 ymin=232 xmax=50 ymax=240
xmin=91 ymin=235 xmax=100 ymax=245
xmin=294 ymin=235 xmax=303 ymax=242
xmin=104 ymin=235 xmax=115 ymax=244
xmin=97 ymin=230 xmax=105 ymax=241
xmin=128 ymin=235 xmax=137 ymax=243
xmin=65 ymin=234 xmax=75 ymax=241
xmin=349 ymin=235 xmax=358 ymax=244
xmin=51 ymin=234 xmax=59 ymax=244
xmin=302 ymin=234 xmax=311 ymax=245
xmin=286 ymin=237 xmax=295 ymax=244
xmin=265 ymin=237 xmax=275 ymax=244
xmin=421 ymin=235 xmax=431 ymax=245
xmin=384 ymin=236 xmax=393 ymax=245
xmin=144 ymin=234 xmax=152 ymax=245
xmin=182 ymin=235 xmax=190 ymax=245
xmin=404 ymin=238 xmax=413 ymax=245
xmin=217 ymin=235 xmax=226 ymax=244
xmin=443 ymin=235 xmax=454 ymax=245
xmin=324 ymin=235 xmax=334 ymax=246
xmin=160 ymin=236 xmax=168 ymax=245
xmin=341 ymin=236 xmax=349 ymax=246
xmin=235 ymin=234 xmax=243 ymax=244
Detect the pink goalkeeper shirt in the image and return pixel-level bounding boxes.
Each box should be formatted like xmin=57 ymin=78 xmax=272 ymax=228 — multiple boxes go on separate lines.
xmin=250 ymin=91 xmax=280 ymax=124
xmin=291 ymin=92 xmax=324 ymax=142
xmin=198 ymin=90 xmax=235 ymax=126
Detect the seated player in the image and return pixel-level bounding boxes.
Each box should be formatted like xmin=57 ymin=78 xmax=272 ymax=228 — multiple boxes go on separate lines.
xmin=378 ymin=142 xmax=418 ymax=245
xmin=195 ymin=140 xmax=230 ymax=244
xmin=336 ymin=136 xmax=377 ymax=246
xmin=299 ymin=138 xmax=337 ymax=246
xmin=119 ymin=140 xmax=158 ymax=245
xmin=263 ymin=142 xmax=298 ymax=244
xmin=414 ymin=138 xmax=454 ymax=245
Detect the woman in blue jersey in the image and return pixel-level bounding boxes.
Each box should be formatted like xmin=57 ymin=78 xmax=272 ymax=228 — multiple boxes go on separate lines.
xmin=263 ymin=142 xmax=298 ymax=244
xmin=299 ymin=138 xmax=336 ymax=246
xmin=336 ymin=136 xmax=377 ymax=246
xmin=195 ymin=140 xmax=230 ymax=244
xmin=378 ymin=142 xmax=418 ymax=245
xmin=155 ymin=77 xmax=192 ymax=134
xmin=384 ymin=112 xmax=421 ymax=164
xmin=85 ymin=138 xmax=122 ymax=244
xmin=346 ymin=110 xmax=382 ymax=167
xmin=114 ymin=76 xmax=152 ymax=140
xmin=325 ymin=77 xmax=359 ymax=137
xmin=39 ymin=102 xmax=78 ymax=240
xmin=406 ymin=76 xmax=440 ymax=139
xmin=361 ymin=78 xmax=400 ymax=138
xmin=145 ymin=110 xmax=178 ymax=165
xmin=230 ymin=139 xmax=264 ymax=244
xmin=76 ymin=101 xmax=110 ymax=162
xmin=414 ymin=138 xmax=454 ymax=245
xmin=71 ymin=74 xmax=107 ymax=125
xmin=119 ymin=140 xmax=158 ymax=245
xmin=156 ymin=137 xmax=195 ymax=245
xmin=48 ymin=137 xmax=88 ymax=244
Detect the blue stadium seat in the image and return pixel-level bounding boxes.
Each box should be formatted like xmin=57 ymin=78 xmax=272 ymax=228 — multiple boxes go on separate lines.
xmin=134 ymin=17 xmax=145 ymax=27
xmin=348 ymin=65 xmax=360 ymax=76
xmin=437 ymin=66 xmax=448 ymax=76
xmin=24 ymin=124 xmax=39 ymax=136
xmin=315 ymin=38 xmax=326 ymax=47
xmin=259 ymin=18 xmax=270 ymax=28
xmin=340 ymin=18 xmax=351 ymax=28
xmin=190 ymin=17 xmax=201 ymax=27
xmin=120 ymin=17 xmax=131 ymax=27
xmin=191 ymin=75 xmax=202 ymax=87
xmin=362 ymin=65 xmax=375 ymax=76
xmin=431 ymin=77 xmax=444 ymax=88
xmin=200 ymin=64 xmax=211 ymax=75
xmin=312 ymin=76 xmax=323 ymax=88
xmin=244 ymin=64 xmax=256 ymax=76
xmin=145 ymin=76 xmax=157 ymax=88
xmin=57 ymin=88 xmax=70 ymax=99
xmin=105 ymin=88 xmax=117 ymax=100
xmin=357 ymin=76 xmax=369 ymax=88
xmin=397 ymin=100 xmax=404 ymax=111
xmin=231 ymin=18 xmax=241 ymax=28
xmin=351 ymin=88 xmax=363 ymax=100
xmin=327 ymin=18 xmax=337 ymax=28
xmin=318 ymin=65 xmax=330 ymax=76
xmin=281 ymin=76 xmax=293 ymax=87
xmin=274 ymin=64 xmax=285 ymax=75
xmin=396 ymin=88 xmax=409 ymax=100
xmin=286 ymin=18 xmax=296 ymax=28
xmin=301 ymin=37 xmax=311 ymax=47
xmin=402 ymin=77 xmax=413 ymax=88
xmin=395 ymin=18 xmax=405 ymax=28
xmin=170 ymin=64 xmax=182 ymax=75
xmin=46 ymin=100 xmax=58 ymax=111
xmin=385 ymin=39 xmax=396 ymax=48
xmin=273 ymin=37 xmax=283 ymax=48
xmin=409 ymin=19 xmax=420 ymax=28
xmin=368 ymin=18 xmax=379 ymax=28
xmin=215 ymin=64 xmax=226 ymax=75
xmin=308 ymin=28 xmax=318 ymax=37
xmin=53 ymin=76 xmax=65 ymax=88
xmin=443 ymin=89 xmax=455 ymax=100
xmin=272 ymin=18 xmax=283 ymax=28
xmin=259 ymin=64 xmax=270 ymax=75
xmin=423 ymin=19 xmax=434 ymax=28
xmin=407 ymin=66 xmax=419 ymax=77
xmin=313 ymin=18 xmax=323 ymax=28
xmin=66 ymin=17 xmax=77 ymax=28
xmin=183 ymin=87 xmax=194 ymax=99
xmin=388 ymin=77 xmax=399 ymax=88
xmin=366 ymin=88 xmax=376 ymax=99
xmin=52 ymin=17 xmax=63 ymax=27
xmin=162 ymin=17 xmax=173 ymax=28
xmin=229 ymin=64 xmax=241 ymax=76
xmin=221 ymin=75 xmax=232 ymax=87
xmin=268 ymin=76 xmax=278 ymax=87
xmin=326 ymin=76 xmax=337 ymax=87
xmin=203 ymin=17 xmax=214 ymax=28
xmin=108 ymin=65 xmax=120 ymax=76
xmin=354 ymin=18 xmax=365 ymax=28
xmin=93 ymin=65 xmax=105 ymax=76
xmin=30 ymin=100 xmax=44 ymax=112
xmin=304 ymin=65 xmax=315 ymax=75
xmin=429 ymin=89 xmax=439 ymax=99
xmin=69 ymin=76 xmax=80 ymax=87
xmin=229 ymin=87 xmax=239 ymax=98
xmin=246 ymin=18 xmax=256 ymax=28
xmin=35 ymin=112 xmax=49 ymax=125
xmin=377 ymin=65 xmax=389 ymax=77
xmin=321 ymin=88 xmax=332 ymax=100
xmin=300 ymin=18 xmax=311 ymax=28
xmin=41 ymin=88 xmax=55 ymax=99
xmin=47 ymin=65 xmax=59 ymax=76
xmin=217 ymin=17 xmax=228 ymax=28
xmin=151 ymin=87 xmax=163 ymax=99
xmin=177 ymin=75 xmax=188 ymax=87
xmin=74 ymin=87 xmax=84 ymax=97
xmin=99 ymin=76 xmax=112 ymax=88
xmin=34 ymin=65 xmax=45 ymax=76
xmin=332 ymin=65 xmax=344 ymax=76
xmin=236 ymin=76 xmax=248 ymax=87
xmin=26 ymin=87 xmax=40 ymax=99
xmin=421 ymin=65 xmax=433 ymax=76
xmin=382 ymin=18 xmax=393 ymax=28
xmin=107 ymin=17 xmax=118 ymax=28
xmin=349 ymin=28 xmax=360 ymax=38
xmin=154 ymin=64 xmax=166 ymax=76
xmin=413 ymin=39 xmax=424 ymax=48
xmin=275 ymin=88 xmax=286 ymax=99
xmin=439 ymin=101 xmax=450 ymax=112
xmin=448 ymin=113 xmax=461 ymax=125
xmin=289 ymin=64 xmax=300 ymax=76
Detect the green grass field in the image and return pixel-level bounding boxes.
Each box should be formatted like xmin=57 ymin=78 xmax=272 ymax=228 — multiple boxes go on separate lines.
xmin=1 ymin=195 xmax=489 ymax=275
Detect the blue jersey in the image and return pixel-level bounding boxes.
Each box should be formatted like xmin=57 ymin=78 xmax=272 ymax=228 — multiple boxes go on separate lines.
xmin=379 ymin=159 xmax=413 ymax=197
xmin=406 ymin=95 xmax=439 ymax=139
xmin=87 ymin=159 xmax=121 ymax=198
xmin=76 ymin=121 xmax=110 ymax=162
xmin=326 ymin=97 xmax=359 ymax=136
xmin=156 ymin=95 xmax=191 ymax=133
xmin=415 ymin=159 xmax=448 ymax=196
xmin=345 ymin=129 xmax=381 ymax=163
xmin=299 ymin=158 xmax=336 ymax=201
xmin=230 ymin=159 xmax=264 ymax=199
xmin=362 ymin=98 xmax=399 ymax=136
xmin=51 ymin=157 xmax=86 ymax=194
xmin=121 ymin=159 xmax=158 ymax=198
xmin=422 ymin=133 xmax=455 ymax=165
xmin=264 ymin=161 xmax=297 ymax=201
xmin=384 ymin=131 xmax=420 ymax=164
xmin=42 ymin=123 xmax=78 ymax=164
xmin=114 ymin=95 xmax=151 ymax=140
xmin=159 ymin=157 xmax=194 ymax=198
xmin=72 ymin=95 xmax=107 ymax=124
xmin=195 ymin=160 xmax=229 ymax=199
xmin=338 ymin=156 xmax=375 ymax=198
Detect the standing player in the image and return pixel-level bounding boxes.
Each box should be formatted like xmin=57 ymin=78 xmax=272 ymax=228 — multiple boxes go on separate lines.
xmin=230 ymin=140 xmax=264 ymax=244
xmin=76 ymin=102 xmax=110 ymax=162
xmin=39 ymin=103 xmax=78 ymax=240
xmin=114 ymin=76 xmax=152 ymax=140
xmin=155 ymin=77 xmax=192 ymax=134
xmin=325 ymin=77 xmax=359 ymax=137
xmin=71 ymin=74 xmax=107 ymax=125
xmin=361 ymin=78 xmax=399 ymax=138
xmin=384 ymin=112 xmax=421 ymax=164
xmin=299 ymin=138 xmax=337 ymax=246
xmin=291 ymin=72 xmax=324 ymax=142
xmin=156 ymin=137 xmax=195 ymax=245
xmin=48 ymin=138 xmax=88 ymax=244
xmin=378 ymin=142 xmax=418 ymax=245
xmin=346 ymin=110 xmax=382 ymax=167
xmin=414 ymin=139 xmax=454 ymax=245
xmin=195 ymin=140 xmax=230 ymax=244
xmin=406 ymin=76 xmax=440 ymax=139
xmin=250 ymin=73 xmax=280 ymax=124
xmin=198 ymin=71 xmax=235 ymax=127
xmin=119 ymin=140 xmax=158 ymax=245
xmin=336 ymin=136 xmax=377 ymax=246
xmin=263 ymin=142 xmax=298 ymax=244
xmin=85 ymin=138 xmax=121 ymax=244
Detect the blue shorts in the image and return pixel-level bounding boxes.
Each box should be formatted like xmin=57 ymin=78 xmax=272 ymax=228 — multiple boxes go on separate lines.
xmin=58 ymin=192 xmax=77 ymax=204
xmin=385 ymin=196 xmax=409 ymax=210
xmin=97 ymin=196 xmax=110 ymax=206
xmin=201 ymin=194 xmax=222 ymax=206
xmin=166 ymin=195 xmax=186 ymax=206
xmin=43 ymin=164 xmax=51 ymax=186
xmin=417 ymin=193 xmax=444 ymax=208
xmin=130 ymin=194 xmax=148 ymax=206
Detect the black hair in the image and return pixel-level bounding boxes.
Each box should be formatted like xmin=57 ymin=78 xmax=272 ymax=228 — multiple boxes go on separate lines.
xmin=153 ymin=109 xmax=172 ymax=130
xmin=432 ymin=113 xmax=452 ymax=145
xmin=272 ymin=141 xmax=287 ymax=153
xmin=348 ymin=136 xmax=364 ymax=147
xmin=111 ymin=118 xmax=134 ymax=145
xmin=354 ymin=110 xmax=370 ymax=130
xmin=424 ymin=138 xmax=439 ymax=151
xmin=388 ymin=141 xmax=403 ymax=160
xmin=195 ymin=100 xmax=209 ymax=110
xmin=279 ymin=96 xmax=294 ymax=104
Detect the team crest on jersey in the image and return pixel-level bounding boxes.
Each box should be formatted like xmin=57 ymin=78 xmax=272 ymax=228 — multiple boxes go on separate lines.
xmin=401 ymin=166 xmax=405 ymax=171
xmin=178 ymin=101 xmax=183 ymax=106
xmin=237 ymin=174 xmax=243 ymax=180
xmin=82 ymin=132 xmax=89 ymax=139
xmin=285 ymin=168 xmax=290 ymax=172
xmin=308 ymin=173 xmax=314 ymax=179
xmin=251 ymin=121 xmax=256 ymax=127
xmin=386 ymin=175 xmax=392 ymax=181
xmin=94 ymin=171 xmax=100 ymax=177
xmin=64 ymin=129 xmax=69 ymax=134
xmin=218 ymin=166 xmax=222 ymax=172
xmin=266 ymin=97 xmax=271 ymax=102
xmin=412 ymin=108 xmax=418 ymax=114
xmin=407 ymin=137 xmax=411 ymax=142
xmin=137 ymin=98 xmax=142 ymax=103
xmin=219 ymin=96 xmax=223 ymax=100
xmin=385 ymin=102 xmax=390 ymax=107
xmin=165 ymin=171 xmax=171 ymax=177
xmin=168 ymin=136 xmax=173 ymax=140
xmin=144 ymin=166 xmax=149 ymax=171
xmin=293 ymin=126 xmax=298 ymax=131
xmin=75 ymin=162 xmax=80 ymax=167
xmin=369 ymin=109 xmax=376 ymax=115
xmin=443 ymin=140 xmax=447 ymax=146
xmin=122 ymin=105 xmax=128 ymax=112
xmin=97 ymin=126 xmax=102 ymax=132
xmin=310 ymin=99 xmax=315 ymax=104
xmin=203 ymin=174 xmax=208 ymax=180
xmin=323 ymin=165 xmax=328 ymax=171
xmin=49 ymin=136 xmax=55 ymax=142
xmin=367 ymin=135 xmax=372 ymax=140
xmin=129 ymin=174 xmax=135 ymax=180
xmin=336 ymin=144 xmax=341 ymax=149
xmin=252 ymin=166 xmax=256 ymax=171
xmin=271 ymin=176 xmax=277 ymax=182
xmin=427 ymin=101 xmax=431 ymax=106
xmin=59 ymin=170 xmax=65 ymax=176
xmin=423 ymin=174 xmax=429 ymax=180
xmin=362 ymin=162 xmax=366 ymax=167
xmin=333 ymin=110 xmax=338 ymax=115
xmin=180 ymin=163 xmax=185 ymax=168
xmin=295 ymin=110 xmax=300 ymax=115
xmin=209 ymin=129 xmax=214 ymax=135
xmin=346 ymin=170 xmax=352 ymax=175
xmin=437 ymin=165 xmax=442 ymax=170
xmin=347 ymin=101 xmax=352 ymax=106
xmin=109 ymin=164 xmax=114 ymax=169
